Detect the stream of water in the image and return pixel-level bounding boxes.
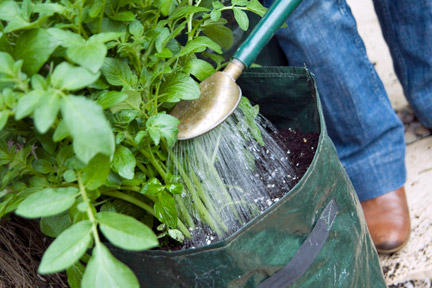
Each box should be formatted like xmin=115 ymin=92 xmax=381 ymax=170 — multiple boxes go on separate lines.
xmin=168 ymin=106 xmax=297 ymax=248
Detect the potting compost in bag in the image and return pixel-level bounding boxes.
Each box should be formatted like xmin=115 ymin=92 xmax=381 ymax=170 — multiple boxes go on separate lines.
xmin=110 ymin=65 xmax=387 ymax=287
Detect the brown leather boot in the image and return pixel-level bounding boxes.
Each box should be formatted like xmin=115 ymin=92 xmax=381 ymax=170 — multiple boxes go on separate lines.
xmin=360 ymin=187 xmax=411 ymax=254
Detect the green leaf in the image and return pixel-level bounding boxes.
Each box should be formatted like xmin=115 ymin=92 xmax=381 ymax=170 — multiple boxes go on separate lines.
xmin=34 ymin=3 xmax=66 ymax=17
xmin=82 ymin=154 xmax=111 ymax=190
xmin=246 ymin=0 xmax=268 ymax=16
xmin=112 ymin=145 xmax=136 ymax=180
xmin=210 ymin=10 xmax=221 ymax=21
xmin=16 ymin=187 xmax=79 ymax=218
xmin=146 ymin=113 xmax=179 ymax=148
xmin=39 ymin=221 xmax=93 ymax=274
xmin=129 ymin=21 xmax=144 ymax=36
xmin=101 ymin=58 xmax=137 ymax=87
xmin=81 ymin=244 xmax=139 ymax=288
xmin=202 ymin=20 xmax=234 ymax=50
xmin=0 ymin=110 xmax=9 ymax=131
xmin=179 ymin=36 xmax=222 ymax=56
xmin=67 ymin=262 xmax=86 ymax=288
xmin=31 ymin=74 xmax=47 ymax=90
xmin=154 ymin=191 xmax=177 ymax=228
xmin=67 ymin=42 xmax=107 ymax=73
xmin=134 ymin=130 xmax=147 ymax=144
xmin=48 ymin=28 xmax=85 ymax=47
xmin=155 ymin=48 xmax=173 ymax=58
xmin=53 ymin=120 xmax=70 ymax=142
xmin=141 ymin=178 xmax=164 ymax=195
xmin=32 ymin=159 xmax=53 ymax=174
xmin=33 ymin=89 xmax=61 ymax=134
xmin=89 ymin=0 xmax=103 ymax=17
xmin=185 ymin=59 xmax=215 ymax=81
xmin=168 ymin=6 xmax=209 ymax=21
xmin=15 ymin=29 xmax=58 ymax=75
xmin=159 ymin=73 xmax=200 ymax=102
xmin=0 ymin=1 xmax=32 ymax=33
xmin=63 ymin=170 xmax=77 ymax=183
xmin=36 ymin=131 xmax=57 ymax=154
xmin=108 ymin=90 xmax=141 ymax=112
xmin=0 ymin=1 xmax=24 ymax=22
xmin=21 ymin=0 xmax=32 ymax=19
xmin=233 ymin=8 xmax=249 ymax=31
xmin=51 ymin=62 xmax=100 ymax=91
xmin=96 ymin=91 xmax=129 ymax=109
xmin=61 ymin=95 xmax=115 ymax=164
xmin=0 ymin=52 xmax=16 ymax=77
xmin=168 ymin=229 xmax=184 ymax=243
xmin=160 ymin=0 xmax=177 ymax=16
xmin=232 ymin=0 xmax=248 ymax=5
xmin=155 ymin=28 xmax=170 ymax=53
xmin=166 ymin=183 xmax=183 ymax=195
xmin=40 ymin=211 xmax=72 ymax=238
xmin=97 ymin=212 xmax=158 ymax=250
xmin=89 ymin=32 xmax=124 ymax=44
xmin=212 ymin=1 xmax=225 ymax=9
xmin=109 ymin=11 xmax=136 ymax=22
xmin=15 ymin=90 xmax=43 ymax=120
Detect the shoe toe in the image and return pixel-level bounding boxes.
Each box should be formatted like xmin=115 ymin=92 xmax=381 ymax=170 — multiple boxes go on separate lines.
xmin=360 ymin=187 xmax=411 ymax=254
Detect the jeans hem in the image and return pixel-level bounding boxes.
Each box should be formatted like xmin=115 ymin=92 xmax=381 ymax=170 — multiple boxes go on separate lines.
xmin=345 ymin=154 xmax=406 ymax=202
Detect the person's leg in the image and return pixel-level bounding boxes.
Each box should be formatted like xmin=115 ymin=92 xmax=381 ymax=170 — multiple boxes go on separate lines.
xmin=373 ymin=0 xmax=432 ymax=128
xmin=264 ymin=0 xmax=406 ymax=201
xmin=263 ymin=0 xmax=410 ymax=253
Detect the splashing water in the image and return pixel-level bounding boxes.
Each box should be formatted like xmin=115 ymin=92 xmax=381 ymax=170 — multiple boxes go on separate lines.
xmin=168 ymin=106 xmax=297 ymax=248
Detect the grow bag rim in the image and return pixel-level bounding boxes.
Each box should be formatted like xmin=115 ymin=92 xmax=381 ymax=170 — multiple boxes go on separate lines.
xmin=125 ymin=67 xmax=327 ymax=256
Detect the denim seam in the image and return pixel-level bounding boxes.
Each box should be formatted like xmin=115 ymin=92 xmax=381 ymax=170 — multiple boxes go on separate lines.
xmin=344 ymin=5 xmax=386 ymax=105
xmin=374 ymin=0 xmax=409 ymax=94
xmin=338 ymin=2 xmax=374 ymax=135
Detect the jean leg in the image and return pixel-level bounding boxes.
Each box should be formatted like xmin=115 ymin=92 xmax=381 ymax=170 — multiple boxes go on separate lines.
xmin=264 ymin=0 xmax=406 ymax=200
xmin=373 ymin=0 xmax=432 ymax=128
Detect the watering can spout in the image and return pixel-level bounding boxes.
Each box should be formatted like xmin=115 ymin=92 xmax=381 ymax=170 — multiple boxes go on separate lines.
xmin=170 ymin=60 xmax=245 ymax=140
xmin=170 ymin=0 xmax=303 ymax=140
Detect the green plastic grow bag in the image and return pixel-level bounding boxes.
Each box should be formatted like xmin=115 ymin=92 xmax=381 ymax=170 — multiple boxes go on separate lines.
xmin=110 ymin=66 xmax=386 ymax=287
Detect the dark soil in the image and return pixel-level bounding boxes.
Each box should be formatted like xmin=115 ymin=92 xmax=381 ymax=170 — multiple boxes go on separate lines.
xmin=0 ymin=216 xmax=68 ymax=288
xmin=275 ymin=128 xmax=319 ymax=186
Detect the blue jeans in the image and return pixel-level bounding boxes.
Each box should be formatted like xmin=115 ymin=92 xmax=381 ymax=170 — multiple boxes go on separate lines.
xmin=264 ymin=0 xmax=432 ymax=201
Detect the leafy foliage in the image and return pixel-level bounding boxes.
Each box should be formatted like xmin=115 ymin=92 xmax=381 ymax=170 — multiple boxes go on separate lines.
xmin=0 ymin=0 xmax=267 ymax=286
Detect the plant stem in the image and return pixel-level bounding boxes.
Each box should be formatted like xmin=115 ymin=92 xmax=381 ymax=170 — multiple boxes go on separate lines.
xmin=102 ymin=190 xmax=155 ymax=216
xmin=78 ymin=174 xmax=101 ymax=243
xmin=174 ymin=194 xmax=195 ymax=228
xmin=136 ymin=162 xmax=149 ymax=175
xmin=101 ymin=190 xmax=191 ymax=238
xmin=196 ymin=142 xmax=242 ymax=221
xmin=190 ymin=168 xmax=228 ymax=233
xmin=187 ymin=0 xmax=194 ymax=41
xmin=97 ymin=0 xmax=107 ymax=33
xmin=169 ymin=151 xmax=223 ymax=235
xmin=126 ymin=135 xmax=167 ymax=180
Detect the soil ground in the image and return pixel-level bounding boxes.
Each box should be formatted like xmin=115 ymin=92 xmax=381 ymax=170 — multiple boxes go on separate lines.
xmin=346 ymin=1 xmax=432 ymax=286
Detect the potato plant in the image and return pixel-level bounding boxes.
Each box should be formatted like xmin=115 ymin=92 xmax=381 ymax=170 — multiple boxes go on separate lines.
xmin=0 ymin=0 xmax=266 ymax=286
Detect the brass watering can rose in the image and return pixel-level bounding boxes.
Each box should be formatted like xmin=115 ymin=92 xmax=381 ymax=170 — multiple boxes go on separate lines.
xmin=171 ymin=0 xmax=303 ymax=140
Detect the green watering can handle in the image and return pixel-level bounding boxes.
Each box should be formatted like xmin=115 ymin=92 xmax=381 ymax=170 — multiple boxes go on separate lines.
xmin=232 ymin=0 xmax=303 ymax=68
